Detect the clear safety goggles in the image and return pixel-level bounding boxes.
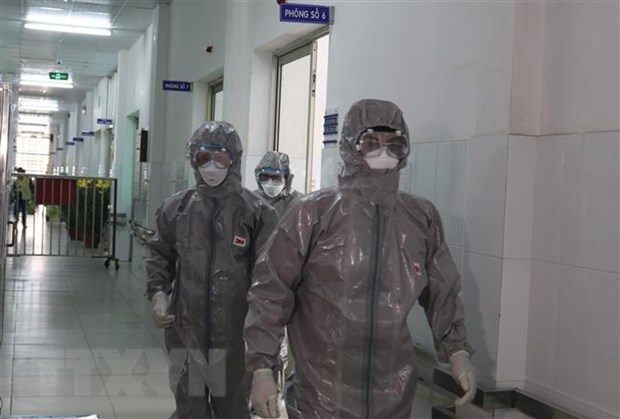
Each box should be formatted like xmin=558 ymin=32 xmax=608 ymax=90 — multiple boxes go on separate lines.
xmin=258 ymin=168 xmax=284 ymax=184
xmin=194 ymin=144 xmax=232 ymax=169
xmin=356 ymin=129 xmax=408 ymax=159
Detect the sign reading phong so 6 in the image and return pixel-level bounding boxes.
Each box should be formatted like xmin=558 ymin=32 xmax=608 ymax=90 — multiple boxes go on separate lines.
xmin=163 ymin=80 xmax=192 ymax=92
xmin=280 ymin=4 xmax=331 ymax=25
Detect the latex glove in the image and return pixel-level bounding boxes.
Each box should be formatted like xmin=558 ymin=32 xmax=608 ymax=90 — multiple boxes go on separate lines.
xmin=151 ymin=291 xmax=175 ymax=328
xmin=449 ymin=350 xmax=477 ymax=406
xmin=251 ymin=368 xmax=279 ymax=418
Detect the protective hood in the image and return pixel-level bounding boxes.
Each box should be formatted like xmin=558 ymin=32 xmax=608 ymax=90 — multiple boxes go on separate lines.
xmin=338 ymin=99 xmax=410 ymax=207
xmin=187 ymin=121 xmax=243 ymax=197
xmin=254 ymin=151 xmax=295 ymax=195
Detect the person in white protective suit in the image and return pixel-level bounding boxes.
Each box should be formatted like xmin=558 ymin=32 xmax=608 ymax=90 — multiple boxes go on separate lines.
xmin=254 ymin=151 xmax=303 ymax=218
xmin=244 ymin=99 xmax=477 ymax=418
xmin=145 ymin=121 xmax=277 ymax=419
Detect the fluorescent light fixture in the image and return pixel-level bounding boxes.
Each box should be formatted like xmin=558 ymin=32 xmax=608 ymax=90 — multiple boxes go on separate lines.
xmin=18 ymin=114 xmax=50 ymax=124
xmin=21 ymin=72 xmax=73 ymax=88
xmin=18 ymin=124 xmax=49 ymax=133
xmin=24 ymin=22 xmax=111 ymax=36
xmin=21 ymin=73 xmax=71 ymax=82
xmin=27 ymin=12 xmax=111 ymax=28
xmin=20 ymin=80 xmax=74 ymax=89
xmin=19 ymin=97 xmax=60 ymax=112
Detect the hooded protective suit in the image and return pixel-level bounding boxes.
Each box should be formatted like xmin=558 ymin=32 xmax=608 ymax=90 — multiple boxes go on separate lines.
xmin=244 ymin=100 xmax=473 ymax=418
xmin=254 ymin=151 xmax=303 ymax=218
xmin=146 ymin=121 xmax=277 ymax=419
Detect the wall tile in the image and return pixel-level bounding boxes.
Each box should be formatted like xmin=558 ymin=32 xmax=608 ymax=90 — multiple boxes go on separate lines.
xmin=461 ymin=252 xmax=503 ymax=381
xmin=526 ymin=260 xmax=567 ymax=394
xmin=411 ymin=142 xmax=437 ymax=201
xmin=464 ymin=136 xmax=508 ymax=257
xmin=579 ymin=132 xmax=620 ymax=273
xmin=503 ymin=136 xmax=537 ymax=259
xmin=496 ymin=258 xmax=531 ymax=383
xmin=532 ymin=134 xmax=582 ymax=265
xmin=527 ymin=261 xmax=619 ymax=416
xmin=436 ymin=141 xmax=467 ymax=247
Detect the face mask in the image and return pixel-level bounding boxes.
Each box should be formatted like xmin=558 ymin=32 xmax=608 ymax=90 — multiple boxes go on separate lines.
xmin=199 ymin=161 xmax=228 ymax=187
xmin=261 ymin=180 xmax=285 ymax=198
xmin=364 ymin=149 xmax=399 ymax=170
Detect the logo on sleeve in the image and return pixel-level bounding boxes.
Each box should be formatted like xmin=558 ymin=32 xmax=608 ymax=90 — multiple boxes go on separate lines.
xmin=413 ymin=262 xmax=423 ymax=276
xmin=233 ymin=235 xmax=247 ymax=247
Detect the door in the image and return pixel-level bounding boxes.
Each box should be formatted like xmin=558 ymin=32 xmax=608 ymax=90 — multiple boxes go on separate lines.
xmin=275 ymin=34 xmax=329 ymax=193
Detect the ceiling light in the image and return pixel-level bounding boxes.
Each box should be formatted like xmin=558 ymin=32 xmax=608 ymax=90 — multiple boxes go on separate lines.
xmin=24 ymin=22 xmax=111 ymax=36
xmin=19 ymin=114 xmax=51 ymax=123
xmin=18 ymin=123 xmax=49 ymax=131
xmin=20 ymin=80 xmax=74 ymax=89
xmin=19 ymin=97 xmax=60 ymax=112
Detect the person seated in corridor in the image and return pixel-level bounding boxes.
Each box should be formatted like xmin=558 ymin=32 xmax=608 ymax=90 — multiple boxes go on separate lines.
xmin=145 ymin=121 xmax=277 ymax=419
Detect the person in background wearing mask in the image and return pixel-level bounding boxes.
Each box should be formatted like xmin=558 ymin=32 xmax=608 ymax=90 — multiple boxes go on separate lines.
xmin=244 ymin=99 xmax=476 ymax=418
xmin=145 ymin=121 xmax=277 ymax=419
xmin=254 ymin=150 xmax=304 ymax=409
xmin=254 ymin=151 xmax=303 ymax=218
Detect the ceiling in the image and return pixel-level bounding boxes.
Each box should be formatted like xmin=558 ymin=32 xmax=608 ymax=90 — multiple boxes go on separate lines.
xmin=0 ymin=0 xmax=170 ymax=110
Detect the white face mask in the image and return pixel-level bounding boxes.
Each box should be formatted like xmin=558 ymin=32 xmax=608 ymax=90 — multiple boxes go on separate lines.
xmin=199 ymin=161 xmax=228 ymax=187
xmin=261 ymin=180 xmax=285 ymax=198
xmin=364 ymin=149 xmax=399 ymax=170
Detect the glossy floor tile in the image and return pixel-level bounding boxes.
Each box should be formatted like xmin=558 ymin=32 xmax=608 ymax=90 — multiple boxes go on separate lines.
xmin=1 ymin=257 xmax=169 ymax=418
xmin=0 ymin=256 xmax=445 ymax=418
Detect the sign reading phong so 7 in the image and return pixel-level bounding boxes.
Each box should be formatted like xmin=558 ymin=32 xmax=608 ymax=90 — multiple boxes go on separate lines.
xmin=280 ymin=4 xmax=331 ymax=25
xmin=163 ymin=80 xmax=192 ymax=92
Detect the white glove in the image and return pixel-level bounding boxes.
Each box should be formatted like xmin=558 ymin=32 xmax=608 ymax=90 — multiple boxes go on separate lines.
xmin=251 ymin=368 xmax=279 ymax=418
xmin=449 ymin=350 xmax=477 ymax=406
xmin=151 ymin=291 xmax=175 ymax=328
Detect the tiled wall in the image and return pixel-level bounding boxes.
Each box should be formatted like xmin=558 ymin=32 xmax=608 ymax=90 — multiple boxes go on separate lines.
xmin=406 ymin=131 xmax=619 ymax=417
xmin=404 ymin=135 xmax=508 ymax=384
xmin=525 ymin=132 xmax=619 ymax=417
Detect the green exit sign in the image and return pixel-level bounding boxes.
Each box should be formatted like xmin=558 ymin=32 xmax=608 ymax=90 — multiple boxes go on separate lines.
xmin=49 ymin=72 xmax=69 ymax=81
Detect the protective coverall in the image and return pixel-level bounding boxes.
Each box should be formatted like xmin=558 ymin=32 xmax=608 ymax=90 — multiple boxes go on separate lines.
xmin=146 ymin=121 xmax=277 ymax=419
xmin=244 ymin=99 xmax=473 ymax=418
xmin=254 ymin=151 xmax=303 ymax=218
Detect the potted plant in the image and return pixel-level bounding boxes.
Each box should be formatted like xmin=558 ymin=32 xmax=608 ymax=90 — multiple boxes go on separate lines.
xmin=75 ymin=179 xmax=111 ymax=248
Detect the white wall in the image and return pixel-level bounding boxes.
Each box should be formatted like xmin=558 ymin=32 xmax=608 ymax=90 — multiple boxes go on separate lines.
xmin=143 ymin=1 xmax=227 ymax=225
xmin=114 ymin=22 xmax=155 ymax=227
xmin=500 ymin=2 xmax=620 ymax=416
xmin=508 ymin=2 xmax=619 ymax=417
xmin=539 ymin=2 xmax=619 ymax=134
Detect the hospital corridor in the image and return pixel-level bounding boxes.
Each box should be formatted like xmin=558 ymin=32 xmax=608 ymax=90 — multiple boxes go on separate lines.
xmin=0 ymin=0 xmax=617 ymax=418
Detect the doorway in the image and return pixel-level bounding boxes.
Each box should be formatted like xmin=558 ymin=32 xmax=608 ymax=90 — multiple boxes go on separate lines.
xmin=274 ymin=34 xmax=329 ymax=193
xmin=208 ymin=79 xmax=224 ymax=121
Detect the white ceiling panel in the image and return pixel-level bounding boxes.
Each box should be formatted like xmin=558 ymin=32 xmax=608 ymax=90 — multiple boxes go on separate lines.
xmin=1 ymin=0 xmax=170 ymax=105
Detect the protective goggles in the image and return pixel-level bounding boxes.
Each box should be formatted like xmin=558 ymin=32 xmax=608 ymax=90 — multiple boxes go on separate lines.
xmin=356 ymin=129 xmax=408 ymax=159
xmin=258 ymin=168 xmax=284 ymax=183
xmin=194 ymin=144 xmax=232 ymax=169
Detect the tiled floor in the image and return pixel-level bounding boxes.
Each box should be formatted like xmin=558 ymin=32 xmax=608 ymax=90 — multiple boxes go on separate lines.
xmin=1 ymin=256 xmax=175 ymax=419
xmin=0 ymin=254 xmax=444 ymax=419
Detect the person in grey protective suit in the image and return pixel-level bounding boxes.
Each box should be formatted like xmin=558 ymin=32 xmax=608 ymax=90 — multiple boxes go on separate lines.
xmin=244 ymin=99 xmax=477 ymax=419
xmin=145 ymin=121 xmax=277 ymax=419
xmin=254 ymin=151 xmax=303 ymax=218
